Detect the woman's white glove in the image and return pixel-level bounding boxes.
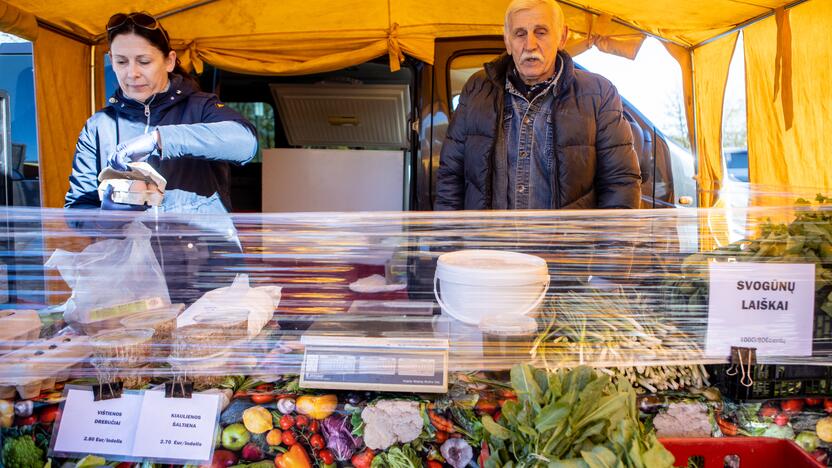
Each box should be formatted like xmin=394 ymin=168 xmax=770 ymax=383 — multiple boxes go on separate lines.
xmin=107 ymin=131 xmax=159 ymax=171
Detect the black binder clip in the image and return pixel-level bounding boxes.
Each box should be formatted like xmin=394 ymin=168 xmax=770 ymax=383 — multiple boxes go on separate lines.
xmin=165 ymin=379 xmax=193 ymax=399
xmin=92 ymin=381 xmax=123 ymax=401
xmin=727 ymin=346 xmax=757 ymax=388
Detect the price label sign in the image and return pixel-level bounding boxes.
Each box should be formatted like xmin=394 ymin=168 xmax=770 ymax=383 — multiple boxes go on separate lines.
xmin=132 ymin=390 xmax=221 ymax=463
xmin=51 ymin=387 xmax=143 ymax=458
xmin=706 ymin=262 xmax=816 ymax=358
xmin=50 ymin=386 xmax=220 ymax=464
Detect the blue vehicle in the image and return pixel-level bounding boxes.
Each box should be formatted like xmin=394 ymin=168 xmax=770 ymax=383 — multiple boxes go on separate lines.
xmin=0 ymin=41 xmax=40 ymax=207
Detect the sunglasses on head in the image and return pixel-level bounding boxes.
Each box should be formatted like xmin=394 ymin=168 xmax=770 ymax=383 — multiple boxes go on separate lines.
xmin=106 ymin=12 xmax=170 ymax=43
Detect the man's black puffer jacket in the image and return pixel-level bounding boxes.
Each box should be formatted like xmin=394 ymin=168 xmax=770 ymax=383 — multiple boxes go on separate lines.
xmin=434 ymin=51 xmax=641 ymax=210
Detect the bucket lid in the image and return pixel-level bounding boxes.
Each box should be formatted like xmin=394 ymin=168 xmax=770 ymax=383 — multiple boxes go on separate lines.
xmin=479 ymin=314 xmax=538 ymax=336
xmin=436 ymin=250 xmax=548 ymax=286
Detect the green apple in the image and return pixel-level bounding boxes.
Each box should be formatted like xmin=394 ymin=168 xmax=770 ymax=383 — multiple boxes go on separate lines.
xmin=221 ymin=423 xmax=251 ymax=451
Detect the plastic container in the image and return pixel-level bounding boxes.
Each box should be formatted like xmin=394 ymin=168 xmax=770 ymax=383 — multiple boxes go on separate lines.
xmin=172 ymin=321 xmax=248 ymax=358
xmin=120 ymin=304 xmax=183 ymax=359
xmin=168 ymin=352 xmax=241 ymax=389
xmin=90 ymin=328 xmax=154 ymax=369
xmin=434 ymin=250 xmax=550 ymax=325
xmin=708 ymin=364 xmax=832 ymax=400
xmin=660 ymin=437 xmax=823 ymax=467
xmin=0 ymin=310 xmax=41 ymax=355
xmin=479 ymin=314 xmax=538 ymax=359
xmin=0 ymin=335 xmax=92 ymax=399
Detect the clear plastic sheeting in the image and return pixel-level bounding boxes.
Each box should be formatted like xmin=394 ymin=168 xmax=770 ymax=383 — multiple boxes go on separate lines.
xmin=0 ymin=199 xmax=830 ymax=395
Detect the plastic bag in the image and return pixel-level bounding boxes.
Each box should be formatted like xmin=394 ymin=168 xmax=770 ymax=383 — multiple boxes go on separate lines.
xmin=45 ymin=221 xmax=170 ymax=332
xmin=177 ymin=273 xmax=281 ymax=338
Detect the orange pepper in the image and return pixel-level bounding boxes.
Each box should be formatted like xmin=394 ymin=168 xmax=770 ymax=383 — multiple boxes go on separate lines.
xmin=274 ymin=444 xmax=311 ymax=468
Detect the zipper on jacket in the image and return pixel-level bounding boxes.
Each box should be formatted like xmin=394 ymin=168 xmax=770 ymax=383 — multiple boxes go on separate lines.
xmin=142 ymin=94 xmax=156 ymax=134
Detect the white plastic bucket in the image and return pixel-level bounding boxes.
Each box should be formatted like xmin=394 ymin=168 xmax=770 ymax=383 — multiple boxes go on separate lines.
xmin=433 ymin=250 xmax=550 ymax=325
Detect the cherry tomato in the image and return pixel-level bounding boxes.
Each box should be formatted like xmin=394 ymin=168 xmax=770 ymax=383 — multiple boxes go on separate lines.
xmin=308 ymin=420 xmax=320 ymax=433
xmin=295 ymin=414 xmax=310 ymax=429
xmin=825 ymin=399 xmax=832 ymax=414
xmin=279 ymin=414 xmax=296 ymax=430
xmin=318 ymin=449 xmax=335 ymax=465
xmin=281 ymin=430 xmax=297 ymax=446
xmin=427 ymin=461 xmax=442 ymax=468
xmin=309 ymin=433 xmax=325 ymax=450
xmin=805 ymin=398 xmax=823 ymax=406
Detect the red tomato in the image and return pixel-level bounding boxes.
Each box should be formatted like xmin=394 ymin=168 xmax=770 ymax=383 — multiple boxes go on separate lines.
xmin=774 ymin=412 xmax=790 ymax=426
xmin=780 ymin=399 xmax=804 ymax=414
xmin=434 ymin=430 xmax=449 ymax=444
xmin=255 ymin=384 xmax=273 ymax=392
xmin=39 ymin=406 xmax=60 ymax=424
xmin=279 ymin=414 xmax=295 ymax=430
xmin=281 ymin=430 xmax=297 ymax=446
xmin=308 ymin=420 xmax=320 ymax=434
xmin=295 ymin=414 xmax=310 ymax=429
xmin=318 ymin=449 xmax=335 ymax=465
xmin=427 ymin=461 xmax=443 ymax=468
xmin=824 ymin=399 xmax=832 ymax=413
xmin=309 ymin=433 xmax=325 ymax=450
xmin=805 ymin=398 xmax=823 ymax=406
xmin=759 ymin=406 xmax=778 ymax=418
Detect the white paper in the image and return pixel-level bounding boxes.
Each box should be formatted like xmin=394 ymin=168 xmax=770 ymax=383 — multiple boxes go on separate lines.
xmin=706 ymin=262 xmax=816 ymax=358
xmin=53 ymin=388 xmax=143 ymax=457
xmin=52 ymin=387 xmax=220 ymax=463
xmin=132 ymin=390 xmax=221 ymax=463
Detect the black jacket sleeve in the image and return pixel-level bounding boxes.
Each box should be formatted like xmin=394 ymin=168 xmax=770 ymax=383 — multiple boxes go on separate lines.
xmin=434 ymin=82 xmax=471 ymax=211
xmin=594 ymin=80 xmax=642 ymax=209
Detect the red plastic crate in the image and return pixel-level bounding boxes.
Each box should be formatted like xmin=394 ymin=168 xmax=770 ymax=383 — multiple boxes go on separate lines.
xmin=660 ymin=437 xmax=823 ymax=467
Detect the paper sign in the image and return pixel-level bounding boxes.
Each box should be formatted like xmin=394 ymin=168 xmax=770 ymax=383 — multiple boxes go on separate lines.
xmin=50 ymin=386 xmax=220 ymax=464
xmin=706 ymin=262 xmax=816 ymax=358
xmin=52 ymin=387 xmax=143 ymax=458
xmin=132 ymin=390 xmax=221 ymax=463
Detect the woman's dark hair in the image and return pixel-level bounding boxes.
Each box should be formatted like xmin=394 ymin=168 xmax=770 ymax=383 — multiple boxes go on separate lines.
xmin=106 ymin=12 xmax=200 ymax=90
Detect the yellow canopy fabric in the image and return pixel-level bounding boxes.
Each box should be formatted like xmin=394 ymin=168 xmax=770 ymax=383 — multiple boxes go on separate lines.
xmin=0 ymin=0 xmax=828 ymax=209
xmin=745 ymin=1 xmax=832 ymax=193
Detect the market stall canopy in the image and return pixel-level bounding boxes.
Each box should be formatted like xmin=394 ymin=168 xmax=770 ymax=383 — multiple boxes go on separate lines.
xmin=1 ymin=0 xmax=829 ymax=208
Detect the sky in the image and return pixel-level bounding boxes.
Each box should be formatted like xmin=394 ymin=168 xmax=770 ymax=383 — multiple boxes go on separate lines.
xmin=574 ymin=36 xmax=747 ymax=149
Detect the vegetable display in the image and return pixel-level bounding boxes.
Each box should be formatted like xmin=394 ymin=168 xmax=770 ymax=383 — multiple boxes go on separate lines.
xmin=480 ymin=364 xmax=674 ymax=467
xmin=533 ymin=288 xmax=710 ymax=393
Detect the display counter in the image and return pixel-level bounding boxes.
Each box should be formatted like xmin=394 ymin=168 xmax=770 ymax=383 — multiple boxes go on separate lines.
xmin=0 ymin=197 xmax=830 ymax=467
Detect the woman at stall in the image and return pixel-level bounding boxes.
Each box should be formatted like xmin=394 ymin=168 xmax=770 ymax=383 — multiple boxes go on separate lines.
xmin=64 ymin=11 xmax=258 ymax=303
xmin=65 ymin=11 xmax=257 ymax=213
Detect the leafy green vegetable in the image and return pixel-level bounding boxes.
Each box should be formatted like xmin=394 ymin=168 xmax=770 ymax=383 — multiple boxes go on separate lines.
xmin=481 ymin=364 xmax=673 ymax=468
xmin=370 ymin=444 xmax=422 ymax=468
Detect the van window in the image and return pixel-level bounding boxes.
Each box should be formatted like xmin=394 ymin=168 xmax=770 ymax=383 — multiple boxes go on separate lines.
xmin=449 ymin=54 xmax=497 ymax=111
xmin=223 ymin=102 xmax=275 ymax=163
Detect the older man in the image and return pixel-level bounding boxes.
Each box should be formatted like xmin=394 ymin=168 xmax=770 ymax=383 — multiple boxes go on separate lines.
xmin=434 ymin=0 xmax=641 ymax=210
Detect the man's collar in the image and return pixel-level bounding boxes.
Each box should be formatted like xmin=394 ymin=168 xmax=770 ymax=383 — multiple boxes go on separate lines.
xmin=505 ymin=55 xmax=564 ymax=100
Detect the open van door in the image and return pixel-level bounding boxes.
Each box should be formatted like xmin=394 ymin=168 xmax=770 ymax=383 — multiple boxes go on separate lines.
xmin=419 ymin=37 xmax=695 ymax=210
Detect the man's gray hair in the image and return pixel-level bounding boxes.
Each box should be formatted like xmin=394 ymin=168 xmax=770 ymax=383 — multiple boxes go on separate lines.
xmin=504 ymin=0 xmax=566 ymax=33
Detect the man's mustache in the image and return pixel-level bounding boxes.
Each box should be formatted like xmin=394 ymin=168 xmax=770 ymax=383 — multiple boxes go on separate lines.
xmin=520 ymin=52 xmax=544 ymax=62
